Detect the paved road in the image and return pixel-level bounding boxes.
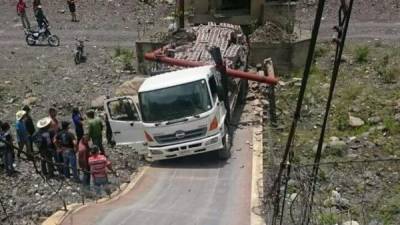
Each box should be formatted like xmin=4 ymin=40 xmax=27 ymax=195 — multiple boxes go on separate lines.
xmin=61 ymin=107 xmax=254 ymax=225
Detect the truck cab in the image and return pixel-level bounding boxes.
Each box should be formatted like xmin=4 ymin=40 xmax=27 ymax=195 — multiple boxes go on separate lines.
xmin=105 ymin=65 xmax=245 ymax=161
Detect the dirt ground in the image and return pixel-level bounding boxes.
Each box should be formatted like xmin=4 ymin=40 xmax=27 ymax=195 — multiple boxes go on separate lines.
xmin=0 ymin=1 xmax=172 ymax=224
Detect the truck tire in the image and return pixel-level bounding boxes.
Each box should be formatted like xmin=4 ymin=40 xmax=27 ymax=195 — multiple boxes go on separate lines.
xmin=238 ymin=79 xmax=248 ymax=104
xmin=218 ymin=123 xmax=232 ymax=160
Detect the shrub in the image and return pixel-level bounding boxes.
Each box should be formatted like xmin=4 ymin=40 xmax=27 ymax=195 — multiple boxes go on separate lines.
xmin=113 ymin=47 xmax=134 ymax=71
xmin=354 ymin=46 xmax=369 ymax=63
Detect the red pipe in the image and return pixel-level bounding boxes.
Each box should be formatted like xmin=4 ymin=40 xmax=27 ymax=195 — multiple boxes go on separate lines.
xmin=144 ymin=48 xmax=278 ymax=85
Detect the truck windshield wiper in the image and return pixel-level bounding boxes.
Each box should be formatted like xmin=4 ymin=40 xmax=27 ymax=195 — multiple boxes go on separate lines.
xmin=165 ymin=118 xmax=189 ymax=125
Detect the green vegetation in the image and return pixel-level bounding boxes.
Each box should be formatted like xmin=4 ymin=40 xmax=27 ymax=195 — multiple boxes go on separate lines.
xmin=317 ymin=212 xmax=338 ymax=225
xmin=113 ymin=46 xmax=135 ymax=71
xmin=378 ymin=184 xmax=400 ymax=225
xmin=354 ymin=46 xmax=370 ymax=63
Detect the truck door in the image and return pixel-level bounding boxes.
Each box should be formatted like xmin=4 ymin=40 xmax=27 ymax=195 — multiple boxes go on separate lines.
xmin=104 ymin=96 xmax=147 ymax=155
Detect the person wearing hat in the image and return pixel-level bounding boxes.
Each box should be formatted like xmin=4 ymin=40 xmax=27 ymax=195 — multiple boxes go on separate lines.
xmin=54 ymin=121 xmax=78 ymax=181
xmin=88 ymin=145 xmax=112 ymax=195
xmin=22 ymin=105 xmax=35 ymax=159
xmin=15 ymin=110 xmax=28 ymax=159
xmin=33 ymin=117 xmax=55 ymax=178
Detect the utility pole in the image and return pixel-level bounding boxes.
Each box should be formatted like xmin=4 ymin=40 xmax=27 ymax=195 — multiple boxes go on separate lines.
xmin=177 ymin=0 xmax=185 ymax=29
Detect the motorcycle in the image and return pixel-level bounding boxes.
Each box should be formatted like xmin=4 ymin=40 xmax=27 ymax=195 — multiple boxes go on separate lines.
xmin=74 ymin=38 xmax=88 ymax=64
xmin=25 ymin=22 xmax=60 ymax=47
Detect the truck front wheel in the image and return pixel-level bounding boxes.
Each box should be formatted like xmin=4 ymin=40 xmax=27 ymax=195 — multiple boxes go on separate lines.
xmin=218 ymin=124 xmax=232 ymax=160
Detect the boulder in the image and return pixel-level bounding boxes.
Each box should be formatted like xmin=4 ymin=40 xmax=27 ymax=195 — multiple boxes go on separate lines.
xmin=115 ymin=77 xmax=146 ymax=97
xmin=91 ymin=95 xmax=106 ymax=109
xmin=342 ymin=221 xmax=360 ymax=225
xmin=367 ymin=116 xmax=382 ymax=124
xmin=395 ymin=113 xmax=400 ymax=122
xmin=23 ymin=96 xmax=38 ymax=106
xmin=349 ymin=115 xmax=365 ymax=127
xmin=329 ymin=140 xmax=347 ymax=151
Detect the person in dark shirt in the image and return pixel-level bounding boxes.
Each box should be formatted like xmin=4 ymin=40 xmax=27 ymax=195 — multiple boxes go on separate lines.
xmin=35 ymin=5 xmax=48 ymax=30
xmin=1 ymin=122 xmax=15 ymax=176
xmin=22 ymin=105 xmax=35 ymax=159
xmin=72 ymin=107 xmax=84 ymax=144
xmin=55 ymin=121 xmax=78 ymax=181
xmin=33 ymin=117 xmax=55 ymax=178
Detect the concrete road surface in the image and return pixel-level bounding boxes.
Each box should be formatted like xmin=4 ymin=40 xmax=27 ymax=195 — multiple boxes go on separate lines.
xmin=61 ymin=106 xmax=255 ymax=225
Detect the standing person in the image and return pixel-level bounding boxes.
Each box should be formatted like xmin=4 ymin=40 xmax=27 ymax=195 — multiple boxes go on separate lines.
xmin=88 ymin=145 xmax=112 ymax=196
xmin=86 ymin=111 xmax=104 ymax=154
xmin=15 ymin=110 xmax=28 ymax=159
xmin=54 ymin=121 xmax=79 ymax=181
xmin=105 ymin=114 xmax=115 ymax=147
xmin=35 ymin=5 xmax=48 ymax=30
xmin=33 ymin=117 xmax=55 ymax=178
xmin=0 ymin=122 xmax=15 ymax=176
xmin=48 ymin=107 xmax=63 ymax=175
xmin=72 ymin=107 xmax=84 ymax=144
xmin=33 ymin=0 xmax=41 ymax=15
xmin=78 ymin=135 xmax=90 ymax=187
xmin=16 ymin=0 xmax=30 ymax=30
xmin=67 ymin=0 xmax=78 ymax=22
xmin=22 ymin=105 xmax=35 ymax=159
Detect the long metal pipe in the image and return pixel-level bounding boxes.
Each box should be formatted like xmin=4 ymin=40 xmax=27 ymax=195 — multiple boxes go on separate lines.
xmin=144 ymin=48 xmax=278 ymax=85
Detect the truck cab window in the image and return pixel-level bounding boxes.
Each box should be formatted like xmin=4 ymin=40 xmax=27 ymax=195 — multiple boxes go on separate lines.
xmin=107 ymin=98 xmax=139 ymax=121
xmin=208 ymin=76 xmax=218 ymax=102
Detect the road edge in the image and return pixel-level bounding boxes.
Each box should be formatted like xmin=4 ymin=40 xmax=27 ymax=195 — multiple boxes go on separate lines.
xmin=250 ymin=116 xmax=266 ymax=225
xmin=42 ymin=165 xmax=149 ymax=225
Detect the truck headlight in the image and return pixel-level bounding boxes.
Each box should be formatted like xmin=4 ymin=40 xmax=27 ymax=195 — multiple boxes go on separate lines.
xmin=205 ymin=137 xmax=219 ymax=146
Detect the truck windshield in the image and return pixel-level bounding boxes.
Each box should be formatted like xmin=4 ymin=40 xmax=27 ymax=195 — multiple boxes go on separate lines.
xmin=139 ymin=79 xmax=212 ymax=123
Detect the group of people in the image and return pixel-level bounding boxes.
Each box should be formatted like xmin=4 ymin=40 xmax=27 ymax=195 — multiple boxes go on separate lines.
xmin=0 ymin=106 xmax=113 ymax=195
xmin=16 ymin=0 xmax=78 ymax=31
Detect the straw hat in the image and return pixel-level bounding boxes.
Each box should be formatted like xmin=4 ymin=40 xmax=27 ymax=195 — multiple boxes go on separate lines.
xmin=37 ymin=117 xmax=52 ymax=129
xmin=16 ymin=110 xmax=27 ymax=121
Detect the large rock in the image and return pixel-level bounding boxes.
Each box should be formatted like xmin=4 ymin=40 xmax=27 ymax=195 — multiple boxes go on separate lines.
xmin=343 ymin=221 xmax=360 ymax=225
xmin=349 ymin=115 xmax=365 ymax=127
xmin=91 ymin=95 xmax=106 ymax=109
xmin=115 ymin=77 xmax=146 ymax=97
xmin=23 ymin=96 xmax=38 ymax=106
xmin=328 ymin=140 xmax=347 ymax=156
xmin=367 ymin=116 xmax=382 ymax=124
xmin=395 ymin=113 xmax=400 ymax=122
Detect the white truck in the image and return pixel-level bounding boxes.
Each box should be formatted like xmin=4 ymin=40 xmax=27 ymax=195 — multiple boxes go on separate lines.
xmin=104 ymin=65 xmax=247 ymax=161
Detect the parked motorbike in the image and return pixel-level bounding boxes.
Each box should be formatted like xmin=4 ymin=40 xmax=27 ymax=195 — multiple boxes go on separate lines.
xmin=25 ymin=22 xmax=60 ymax=47
xmin=74 ymin=38 xmax=88 ymax=64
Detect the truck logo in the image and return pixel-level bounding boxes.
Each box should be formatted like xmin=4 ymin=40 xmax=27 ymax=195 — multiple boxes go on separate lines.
xmin=175 ymin=130 xmax=186 ymax=139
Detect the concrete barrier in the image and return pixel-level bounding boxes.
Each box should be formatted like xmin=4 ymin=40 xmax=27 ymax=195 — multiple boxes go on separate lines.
xmin=249 ymin=38 xmax=310 ymax=76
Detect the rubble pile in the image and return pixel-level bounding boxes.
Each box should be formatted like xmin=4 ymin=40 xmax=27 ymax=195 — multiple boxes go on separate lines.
xmin=166 ymin=22 xmax=249 ymax=68
xmin=249 ymin=22 xmax=297 ymax=43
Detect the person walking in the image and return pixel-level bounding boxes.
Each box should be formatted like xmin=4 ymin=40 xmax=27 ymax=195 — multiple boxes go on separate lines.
xmin=33 ymin=117 xmax=55 ymax=178
xmin=15 ymin=110 xmax=28 ymax=159
xmin=67 ymin=0 xmax=78 ymax=22
xmin=86 ymin=110 xmax=104 ymax=154
xmin=55 ymin=121 xmax=79 ymax=181
xmin=0 ymin=122 xmax=15 ymax=176
xmin=88 ymin=145 xmax=112 ymax=196
xmin=72 ymin=107 xmax=84 ymax=144
xmin=16 ymin=0 xmax=30 ymax=30
xmin=78 ymin=135 xmax=90 ymax=187
xmin=22 ymin=105 xmax=35 ymax=159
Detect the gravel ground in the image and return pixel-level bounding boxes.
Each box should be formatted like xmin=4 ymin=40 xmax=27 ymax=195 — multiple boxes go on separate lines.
xmin=0 ymin=1 xmax=172 ymax=224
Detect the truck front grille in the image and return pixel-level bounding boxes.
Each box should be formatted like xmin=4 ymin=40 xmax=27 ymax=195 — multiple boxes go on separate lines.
xmin=154 ymin=127 xmax=208 ymax=144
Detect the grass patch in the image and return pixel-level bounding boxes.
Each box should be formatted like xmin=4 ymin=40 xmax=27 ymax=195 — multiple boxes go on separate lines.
xmin=378 ymin=184 xmax=400 ymax=225
xmin=354 ymin=46 xmax=370 ymax=63
xmin=317 ymin=212 xmax=338 ymax=225
xmin=113 ymin=46 xmax=135 ymax=71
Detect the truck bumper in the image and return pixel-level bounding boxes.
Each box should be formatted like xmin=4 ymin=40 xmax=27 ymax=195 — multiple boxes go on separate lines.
xmin=146 ymin=133 xmax=223 ymax=161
